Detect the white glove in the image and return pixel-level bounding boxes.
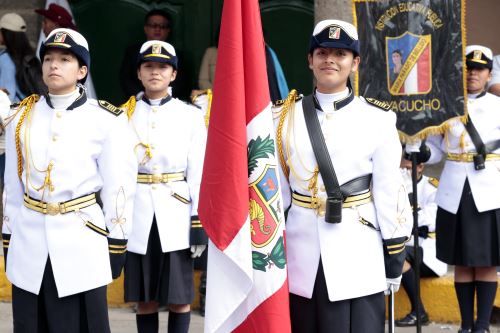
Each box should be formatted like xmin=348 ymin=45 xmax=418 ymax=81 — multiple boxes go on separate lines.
xmin=399 ymin=168 xmax=413 ymax=192
xmin=405 ymin=140 xmax=422 ymax=153
xmin=385 ymin=276 xmax=402 ymax=295
xmin=190 ymin=245 xmax=207 ymax=258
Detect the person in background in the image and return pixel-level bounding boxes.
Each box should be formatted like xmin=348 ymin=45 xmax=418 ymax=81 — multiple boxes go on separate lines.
xmin=0 ymin=13 xmax=45 ymax=102
xmin=407 ymin=45 xmax=500 ymax=333
xmin=120 ymin=9 xmax=189 ymax=101
xmin=488 ymin=55 xmax=500 ymax=96
xmin=121 ymin=40 xmax=207 ymax=333
xmin=395 ymin=145 xmax=448 ymax=327
xmin=0 ymin=88 xmax=10 ymax=232
xmin=35 ymin=3 xmax=77 ymax=36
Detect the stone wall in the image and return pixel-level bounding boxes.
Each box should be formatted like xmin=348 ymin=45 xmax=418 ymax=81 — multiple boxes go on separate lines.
xmin=0 ymin=0 xmax=45 ymax=46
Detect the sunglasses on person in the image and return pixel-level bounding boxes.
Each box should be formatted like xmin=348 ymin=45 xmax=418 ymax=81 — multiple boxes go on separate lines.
xmin=145 ymin=23 xmax=169 ymax=30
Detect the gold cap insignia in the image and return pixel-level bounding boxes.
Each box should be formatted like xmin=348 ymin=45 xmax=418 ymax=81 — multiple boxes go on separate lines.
xmin=473 ymin=50 xmax=483 ymax=60
xmin=54 ymin=32 xmax=67 ymax=43
xmin=329 ymin=26 xmax=341 ymax=39
xmin=152 ymin=44 xmax=162 ymax=55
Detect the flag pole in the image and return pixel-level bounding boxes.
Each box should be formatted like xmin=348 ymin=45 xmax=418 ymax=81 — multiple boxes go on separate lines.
xmin=411 ymin=152 xmax=422 ymax=333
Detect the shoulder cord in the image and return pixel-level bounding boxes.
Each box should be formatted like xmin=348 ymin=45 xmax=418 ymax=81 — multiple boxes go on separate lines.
xmin=277 ymin=90 xmax=320 ymax=192
xmin=120 ymin=95 xmax=152 ymax=165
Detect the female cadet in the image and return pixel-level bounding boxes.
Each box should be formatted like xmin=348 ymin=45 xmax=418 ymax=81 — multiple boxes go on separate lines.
xmin=409 ymin=45 xmax=500 ymax=333
xmin=2 ymin=28 xmax=137 ymax=332
xmin=122 ymin=40 xmax=207 ymax=333
xmin=274 ymin=20 xmax=412 ymax=333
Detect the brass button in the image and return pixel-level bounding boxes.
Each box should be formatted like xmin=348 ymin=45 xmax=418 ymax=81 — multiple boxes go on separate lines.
xmin=326 ymin=114 xmax=333 ymax=120
xmin=152 ymin=185 xmax=157 ymax=190
xmin=152 ymin=165 xmax=158 ymax=170
xmin=152 ymin=107 xmax=158 ymax=113
xmin=320 ymin=185 xmax=326 ymax=192
xmin=151 ymin=122 xmax=156 ymax=129
xmin=56 ymin=111 xmax=62 ymax=118
xmin=52 ymin=135 xmax=59 ymax=142
xmin=151 ymin=144 xmax=155 ymax=150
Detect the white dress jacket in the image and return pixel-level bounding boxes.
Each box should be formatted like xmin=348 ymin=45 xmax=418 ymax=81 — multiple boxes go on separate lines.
xmin=3 ymin=94 xmax=137 ymax=297
xmin=275 ymin=93 xmax=412 ymax=302
xmin=127 ymin=95 xmax=207 ymax=254
xmin=426 ymin=92 xmax=500 ymax=214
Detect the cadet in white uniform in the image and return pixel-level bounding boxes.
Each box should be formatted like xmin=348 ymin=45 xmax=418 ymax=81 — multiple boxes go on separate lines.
xmin=274 ymin=20 xmax=412 ymax=333
xmin=396 ymin=148 xmax=447 ymax=327
xmin=412 ymin=45 xmax=500 ymax=333
xmin=1 ymin=28 xmax=137 ymax=333
xmin=121 ymin=40 xmax=207 ymax=333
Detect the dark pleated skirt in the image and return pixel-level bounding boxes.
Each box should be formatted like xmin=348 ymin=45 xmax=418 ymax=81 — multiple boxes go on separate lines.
xmin=124 ymin=219 xmax=194 ymax=306
xmin=436 ymin=180 xmax=500 ymax=267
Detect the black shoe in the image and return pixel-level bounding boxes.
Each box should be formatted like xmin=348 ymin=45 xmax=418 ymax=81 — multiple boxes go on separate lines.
xmin=458 ymin=329 xmax=471 ymax=333
xmin=395 ymin=311 xmax=430 ymax=327
xmin=472 ymin=329 xmax=489 ymax=333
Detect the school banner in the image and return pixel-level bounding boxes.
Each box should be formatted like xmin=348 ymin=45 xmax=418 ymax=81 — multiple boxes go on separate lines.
xmin=353 ymin=0 xmax=467 ymax=140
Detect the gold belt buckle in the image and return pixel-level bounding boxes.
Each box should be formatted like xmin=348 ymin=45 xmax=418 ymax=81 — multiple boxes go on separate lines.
xmin=312 ymin=197 xmax=326 ymax=217
xmin=46 ymin=202 xmax=60 ymax=215
xmin=151 ymin=173 xmax=163 ymax=184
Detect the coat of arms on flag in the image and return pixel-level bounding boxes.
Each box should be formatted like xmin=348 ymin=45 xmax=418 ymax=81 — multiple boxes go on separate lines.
xmin=386 ymin=32 xmax=431 ymax=95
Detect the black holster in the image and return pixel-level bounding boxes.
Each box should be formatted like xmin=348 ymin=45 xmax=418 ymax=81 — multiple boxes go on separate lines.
xmin=325 ymin=197 xmax=343 ymax=224
xmin=473 ymin=154 xmax=485 ymax=170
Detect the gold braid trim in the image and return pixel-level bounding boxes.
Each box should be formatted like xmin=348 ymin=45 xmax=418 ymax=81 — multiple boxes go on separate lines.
xmin=276 ymin=89 xmax=298 ymax=180
xmin=204 ymin=89 xmax=212 ymax=129
xmin=119 ymin=96 xmax=136 ymax=120
xmin=14 ymin=95 xmax=40 ymax=179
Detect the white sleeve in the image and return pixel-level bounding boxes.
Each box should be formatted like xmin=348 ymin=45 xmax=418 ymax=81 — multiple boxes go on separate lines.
xmin=372 ymin=112 xmax=412 ymax=242
xmin=425 ymin=134 xmax=445 ymax=164
xmin=98 ymin=115 xmax=138 ymax=239
xmin=3 ymin=111 xmax=24 ymax=235
xmin=186 ymin=110 xmax=207 ymax=217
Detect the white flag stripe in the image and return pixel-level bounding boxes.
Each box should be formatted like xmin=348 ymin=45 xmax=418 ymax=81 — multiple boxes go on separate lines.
xmin=205 ymin=105 xmax=288 ymax=333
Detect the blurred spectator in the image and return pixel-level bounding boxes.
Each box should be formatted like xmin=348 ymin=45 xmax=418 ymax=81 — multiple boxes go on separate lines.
xmin=0 ymin=13 xmax=45 ymax=102
xmin=488 ymin=55 xmax=500 ymax=96
xmin=120 ymin=9 xmax=189 ymax=100
xmin=0 ymin=88 xmax=10 ymax=231
xmin=36 ymin=3 xmax=77 ymax=36
xmin=193 ymin=42 xmax=288 ymax=102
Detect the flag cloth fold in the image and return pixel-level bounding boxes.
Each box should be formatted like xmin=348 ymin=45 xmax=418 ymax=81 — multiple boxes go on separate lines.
xmin=198 ymin=0 xmax=291 ymax=332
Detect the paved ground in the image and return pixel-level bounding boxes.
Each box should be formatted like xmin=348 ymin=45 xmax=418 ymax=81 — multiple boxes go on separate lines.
xmin=2 ymin=301 xmax=500 ymax=333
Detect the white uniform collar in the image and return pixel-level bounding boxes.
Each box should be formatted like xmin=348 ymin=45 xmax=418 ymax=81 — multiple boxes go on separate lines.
xmin=313 ymin=87 xmax=353 ymax=112
xmin=46 ymin=87 xmax=86 ymax=110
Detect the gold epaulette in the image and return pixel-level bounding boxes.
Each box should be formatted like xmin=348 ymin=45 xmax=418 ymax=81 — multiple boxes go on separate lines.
xmin=98 ymin=100 xmax=123 ymax=116
xmin=191 ymin=89 xmax=211 ymax=104
xmin=273 ymin=90 xmax=302 ymax=120
xmin=428 ymin=177 xmax=439 ymax=188
xmin=364 ymin=97 xmax=391 ymax=111
xmin=119 ymin=96 xmax=136 ymax=120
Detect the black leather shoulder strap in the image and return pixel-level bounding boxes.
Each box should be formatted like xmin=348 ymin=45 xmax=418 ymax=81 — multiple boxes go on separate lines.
xmin=464 ymin=114 xmax=486 ymax=156
xmin=302 ymin=94 xmax=342 ymax=200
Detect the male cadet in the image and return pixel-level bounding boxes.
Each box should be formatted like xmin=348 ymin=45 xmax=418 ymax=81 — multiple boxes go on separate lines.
xmin=274 ymin=19 xmax=412 ymax=332
xmin=2 ymin=28 xmax=137 ymax=332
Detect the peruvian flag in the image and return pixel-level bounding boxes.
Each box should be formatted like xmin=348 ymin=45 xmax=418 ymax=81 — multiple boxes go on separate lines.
xmin=198 ymin=0 xmax=291 ymax=332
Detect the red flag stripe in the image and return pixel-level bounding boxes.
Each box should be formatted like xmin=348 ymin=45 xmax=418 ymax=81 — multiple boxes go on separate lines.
xmin=199 ymin=0 xmax=270 ymax=251
xmin=233 ymin=281 xmax=291 ymax=333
